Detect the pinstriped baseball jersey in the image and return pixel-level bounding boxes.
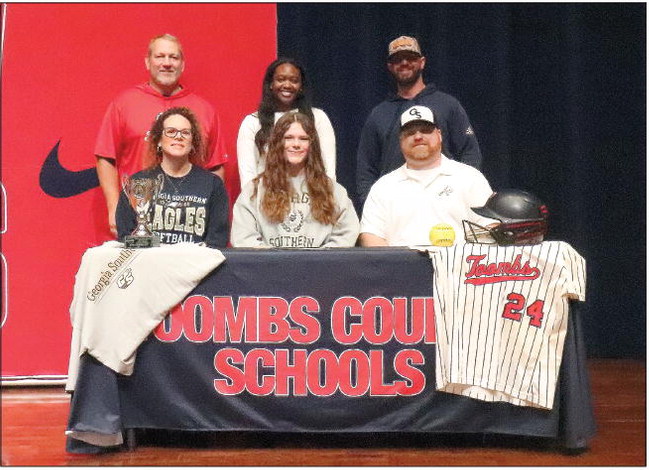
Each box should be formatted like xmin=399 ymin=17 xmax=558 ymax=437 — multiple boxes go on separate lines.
xmin=428 ymin=241 xmax=586 ymax=409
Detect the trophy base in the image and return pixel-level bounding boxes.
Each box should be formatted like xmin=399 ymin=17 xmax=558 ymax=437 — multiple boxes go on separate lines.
xmin=124 ymin=234 xmax=160 ymax=249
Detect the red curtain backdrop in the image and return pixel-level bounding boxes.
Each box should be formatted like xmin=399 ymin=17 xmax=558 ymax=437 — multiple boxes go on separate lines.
xmin=1 ymin=3 xmax=276 ymax=377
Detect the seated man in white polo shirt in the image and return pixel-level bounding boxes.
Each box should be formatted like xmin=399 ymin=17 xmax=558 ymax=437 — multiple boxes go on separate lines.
xmin=360 ymin=105 xmax=493 ymax=246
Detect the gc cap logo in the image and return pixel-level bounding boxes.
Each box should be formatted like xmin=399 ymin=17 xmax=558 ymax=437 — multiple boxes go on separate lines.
xmin=400 ymin=105 xmax=436 ymax=128
xmin=429 ymin=223 xmax=456 ymax=247
xmin=409 ymin=108 xmax=422 ymax=119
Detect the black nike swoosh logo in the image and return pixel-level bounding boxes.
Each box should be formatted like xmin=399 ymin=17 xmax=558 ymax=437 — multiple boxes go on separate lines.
xmin=39 ymin=141 xmax=99 ymax=198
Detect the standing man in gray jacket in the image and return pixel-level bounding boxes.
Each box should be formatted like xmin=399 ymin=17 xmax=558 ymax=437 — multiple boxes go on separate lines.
xmin=356 ymin=35 xmax=482 ymax=208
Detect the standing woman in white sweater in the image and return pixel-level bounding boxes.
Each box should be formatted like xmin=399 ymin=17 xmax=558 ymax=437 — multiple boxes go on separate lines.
xmin=237 ymin=58 xmax=336 ymax=188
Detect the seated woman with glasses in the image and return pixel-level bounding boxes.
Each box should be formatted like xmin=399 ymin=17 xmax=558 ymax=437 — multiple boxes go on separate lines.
xmin=116 ymin=106 xmax=229 ymax=247
xmin=231 ymin=112 xmax=358 ymax=248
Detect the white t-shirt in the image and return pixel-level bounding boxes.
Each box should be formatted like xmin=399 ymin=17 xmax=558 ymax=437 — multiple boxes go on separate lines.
xmin=236 ymin=107 xmax=337 ymax=188
xmin=360 ymin=156 xmax=493 ymax=246
xmin=66 ymin=241 xmax=225 ymax=391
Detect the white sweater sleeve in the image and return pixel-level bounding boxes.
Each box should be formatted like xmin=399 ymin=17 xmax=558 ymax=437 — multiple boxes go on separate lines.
xmin=313 ymin=108 xmax=337 ymax=182
xmin=236 ymin=113 xmax=262 ymax=189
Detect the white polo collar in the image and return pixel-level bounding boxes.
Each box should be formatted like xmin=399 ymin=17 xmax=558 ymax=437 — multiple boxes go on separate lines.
xmin=397 ymin=154 xmax=453 ymax=183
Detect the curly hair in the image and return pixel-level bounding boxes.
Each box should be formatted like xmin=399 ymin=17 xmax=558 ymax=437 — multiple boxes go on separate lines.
xmin=254 ymin=58 xmax=315 ymax=155
xmin=145 ymin=106 xmax=205 ymax=168
xmin=255 ymin=112 xmax=338 ymax=226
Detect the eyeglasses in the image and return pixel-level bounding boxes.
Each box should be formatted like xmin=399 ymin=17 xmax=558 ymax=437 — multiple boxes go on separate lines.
xmin=388 ymin=53 xmax=421 ymax=64
xmin=401 ymin=123 xmax=437 ymax=137
xmin=163 ymin=127 xmax=192 ymax=139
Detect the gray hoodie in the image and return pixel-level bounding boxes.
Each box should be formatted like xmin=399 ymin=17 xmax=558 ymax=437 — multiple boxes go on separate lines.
xmin=231 ymin=172 xmax=359 ymax=248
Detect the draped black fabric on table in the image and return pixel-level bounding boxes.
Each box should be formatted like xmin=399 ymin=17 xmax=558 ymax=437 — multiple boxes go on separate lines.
xmin=277 ymin=3 xmax=646 ymax=358
xmin=66 ymin=249 xmax=595 ymax=453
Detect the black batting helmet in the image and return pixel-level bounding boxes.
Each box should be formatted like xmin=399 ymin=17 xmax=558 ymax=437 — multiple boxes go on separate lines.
xmin=463 ymin=189 xmax=549 ymax=245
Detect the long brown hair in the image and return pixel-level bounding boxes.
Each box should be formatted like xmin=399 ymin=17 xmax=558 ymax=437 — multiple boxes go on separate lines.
xmin=256 ymin=112 xmax=337 ymax=225
xmin=145 ymin=106 xmax=205 ymax=168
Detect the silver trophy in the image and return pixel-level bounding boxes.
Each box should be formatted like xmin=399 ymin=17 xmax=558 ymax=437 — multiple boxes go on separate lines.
xmin=121 ymin=173 xmax=164 ymax=248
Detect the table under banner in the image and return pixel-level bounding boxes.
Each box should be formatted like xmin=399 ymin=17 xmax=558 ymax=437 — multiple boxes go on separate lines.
xmin=65 ymin=247 xmax=595 ymax=453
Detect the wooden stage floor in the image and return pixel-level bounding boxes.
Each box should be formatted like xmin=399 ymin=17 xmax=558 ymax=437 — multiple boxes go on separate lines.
xmin=1 ymin=359 xmax=645 ymax=466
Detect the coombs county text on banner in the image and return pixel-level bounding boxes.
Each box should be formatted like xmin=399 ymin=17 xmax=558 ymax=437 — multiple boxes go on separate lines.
xmin=154 ymin=294 xmax=436 ymax=397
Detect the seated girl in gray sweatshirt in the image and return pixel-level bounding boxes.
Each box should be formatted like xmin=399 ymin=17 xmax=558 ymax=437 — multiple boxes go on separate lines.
xmin=231 ymin=112 xmax=359 ymax=248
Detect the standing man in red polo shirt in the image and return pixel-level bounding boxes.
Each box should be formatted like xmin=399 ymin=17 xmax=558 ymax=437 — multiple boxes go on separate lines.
xmin=95 ymin=33 xmax=228 ymax=237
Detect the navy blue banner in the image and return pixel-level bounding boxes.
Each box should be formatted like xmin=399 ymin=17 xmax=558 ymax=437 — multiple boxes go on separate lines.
xmin=67 ymin=248 xmax=595 ymax=452
xmin=121 ymin=248 xmax=439 ymax=431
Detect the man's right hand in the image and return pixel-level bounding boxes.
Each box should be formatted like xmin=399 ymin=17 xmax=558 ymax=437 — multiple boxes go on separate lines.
xmin=108 ymin=209 xmax=117 ymax=238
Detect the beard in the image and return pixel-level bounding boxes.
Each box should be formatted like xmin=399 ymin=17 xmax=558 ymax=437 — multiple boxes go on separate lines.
xmin=404 ymin=138 xmax=442 ymax=163
xmin=393 ymin=66 xmax=423 ymax=87
xmin=408 ymin=146 xmax=434 ymax=161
